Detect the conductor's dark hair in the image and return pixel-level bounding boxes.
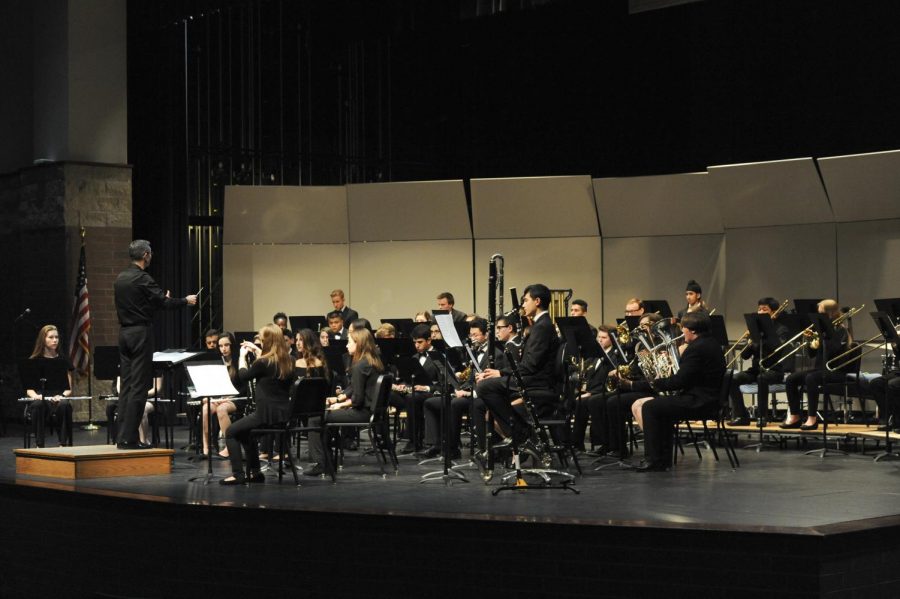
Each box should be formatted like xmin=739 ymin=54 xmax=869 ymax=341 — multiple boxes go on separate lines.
xmin=523 ymin=284 xmax=551 ymax=311
xmin=437 ymin=292 xmax=455 ymax=305
xmin=469 ymin=317 xmax=488 ymax=335
xmin=681 ymin=312 xmax=710 ymax=334
xmin=758 ymin=297 xmax=780 ymax=311
xmin=128 ymin=239 xmax=152 ymax=261
xmin=572 ymin=299 xmax=588 ymax=312
xmin=411 ymin=324 xmax=432 ymax=341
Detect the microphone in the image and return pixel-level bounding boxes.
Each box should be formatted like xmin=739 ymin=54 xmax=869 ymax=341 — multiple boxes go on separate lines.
xmin=14 ymin=308 xmax=31 ymax=322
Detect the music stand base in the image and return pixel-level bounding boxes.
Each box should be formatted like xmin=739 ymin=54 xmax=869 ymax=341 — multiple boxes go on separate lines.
xmin=873 ymin=451 xmax=900 ymax=462
xmin=804 ymin=447 xmax=849 ymax=458
xmin=492 ymin=469 xmax=579 ymax=495
xmin=420 ymin=468 xmax=468 ymax=485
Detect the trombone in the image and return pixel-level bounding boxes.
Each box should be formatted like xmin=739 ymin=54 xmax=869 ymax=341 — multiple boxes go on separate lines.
xmin=724 ymin=299 xmax=790 ymax=369
xmin=760 ymin=304 xmax=865 ymax=370
xmin=826 ymin=321 xmax=900 ymax=372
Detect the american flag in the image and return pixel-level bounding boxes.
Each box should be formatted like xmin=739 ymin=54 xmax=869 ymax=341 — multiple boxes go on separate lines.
xmin=68 ymin=238 xmax=91 ymax=375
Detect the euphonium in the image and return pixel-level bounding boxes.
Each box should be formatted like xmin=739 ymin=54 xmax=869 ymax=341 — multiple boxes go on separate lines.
xmin=616 ymin=321 xmax=631 ymax=345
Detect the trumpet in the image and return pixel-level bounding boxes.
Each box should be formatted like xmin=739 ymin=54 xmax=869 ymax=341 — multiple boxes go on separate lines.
xmin=826 ymin=322 xmax=900 ymax=372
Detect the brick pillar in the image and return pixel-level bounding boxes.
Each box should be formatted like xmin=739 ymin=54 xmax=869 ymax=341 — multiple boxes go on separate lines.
xmin=0 ymin=162 xmax=131 ymax=425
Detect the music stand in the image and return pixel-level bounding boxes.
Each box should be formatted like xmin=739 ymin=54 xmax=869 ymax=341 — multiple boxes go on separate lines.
xmin=793 ymin=299 xmax=823 ymax=314
xmin=380 ymin=318 xmax=416 ymax=339
xmin=709 ymin=315 xmax=730 ymax=348
xmin=234 ymin=331 xmax=257 ymax=345
xmin=874 ymin=299 xmax=900 ymax=322
xmin=871 ymin=312 xmax=900 ymax=462
xmin=19 ymin=358 xmax=71 ymax=447
xmin=743 ymin=313 xmax=781 ymax=450
xmin=184 ymin=360 xmax=241 ymax=483
xmin=152 ymin=350 xmax=203 ymax=448
xmin=643 ymin=300 xmax=672 ymax=318
xmin=289 ymin=315 xmax=327 ymax=334
xmin=375 ymin=338 xmax=415 ymax=368
xmin=421 ymin=312 xmax=468 ymax=485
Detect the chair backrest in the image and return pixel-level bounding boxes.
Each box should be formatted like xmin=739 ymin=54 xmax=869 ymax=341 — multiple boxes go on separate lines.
xmin=289 ymin=377 xmax=330 ymax=420
xmin=718 ymin=368 xmax=735 ymax=408
xmin=369 ymin=372 xmax=393 ymax=423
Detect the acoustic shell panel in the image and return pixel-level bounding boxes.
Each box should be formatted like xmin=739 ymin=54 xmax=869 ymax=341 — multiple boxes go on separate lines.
xmin=593 ymin=172 xmax=722 ymax=238
xmin=223 ymin=185 xmax=348 ymax=244
xmin=837 ymin=219 xmax=900 ymax=344
xmin=348 ymin=239 xmax=474 ymax=326
xmin=723 ymin=223 xmax=837 ymax=341
xmin=347 ymin=180 xmax=470 ymax=242
xmin=222 ymin=244 xmax=350 ymax=332
xmin=471 ymin=176 xmax=598 ymax=239
xmin=601 ymin=235 xmax=725 ymax=329
xmin=473 ymin=237 xmax=602 ymax=323
xmin=817 ymin=149 xmax=900 ymax=223
xmin=708 ymin=158 xmax=833 ymax=228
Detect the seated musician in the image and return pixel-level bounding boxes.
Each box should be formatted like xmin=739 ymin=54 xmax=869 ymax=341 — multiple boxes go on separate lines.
xmin=496 ymin=315 xmax=523 ymax=360
xmin=110 ymin=376 xmax=163 ymax=447
xmin=630 ymin=312 xmax=726 ymax=472
xmin=422 ymin=317 xmax=505 ymax=459
xmin=200 ymin=332 xmax=246 ymax=457
xmin=319 ymin=328 xmax=330 ymax=347
xmin=625 ymin=297 xmax=645 ymax=318
xmin=326 ymin=310 xmax=347 ymax=341
xmin=436 ymin=291 xmax=467 ymax=323
xmin=677 ymin=280 xmax=710 ymax=320
xmin=272 ymin=312 xmax=294 ymax=353
xmin=414 ymin=311 xmax=433 ymax=323
xmin=330 ymin=288 xmax=359 ymax=328
xmin=294 ymin=328 xmax=330 ymax=379
xmin=375 ymin=323 xmax=396 ymax=339
xmin=25 ymin=325 xmax=75 ymax=447
xmin=572 ymin=324 xmax=618 ymax=452
xmin=569 ymin=299 xmax=588 ymax=318
xmin=204 ymin=328 xmax=220 ymax=350
xmin=779 ymin=299 xmax=849 ymax=431
xmin=728 ymin=298 xmax=791 ymax=426
xmin=602 ymin=312 xmax=664 ymax=459
xmin=390 ymin=324 xmax=444 ymax=453
xmin=475 ymin=284 xmax=560 ymax=452
xmin=220 ymin=324 xmax=294 ymax=485
xmin=305 ymin=327 xmax=385 ymax=477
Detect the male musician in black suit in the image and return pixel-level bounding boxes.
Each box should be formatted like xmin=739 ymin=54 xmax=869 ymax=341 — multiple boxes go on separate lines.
xmin=114 ymin=239 xmax=197 ymax=450
xmin=631 ymin=312 xmax=725 ymax=471
xmin=496 ymin=315 xmax=523 ymax=361
xmin=573 ymin=324 xmax=620 ymax=452
xmin=390 ymin=324 xmax=446 ymax=453
xmin=423 ymin=318 xmax=507 ymax=458
xmin=728 ymin=297 xmax=791 ymax=426
xmin=437 ymin=291 xmax=467 ymax=323
xmin=677 ymin=280 xmax=710 ymax=320
xmin=330 ymin=289 xmax=359 ymax=327
xmin=475 ymin=283 xmax=560 ymax=446
xmin=326 ymin=310 xmax=347 ymax=342
xmin=569 ymin=299 xmax=588 ymax=318
xmin=779 ymin=299 xmax=849 ymax=431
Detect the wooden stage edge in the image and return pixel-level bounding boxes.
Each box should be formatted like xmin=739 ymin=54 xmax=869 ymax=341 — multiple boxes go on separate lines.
xmin=13 ymin=445 xmax=175 ymax=480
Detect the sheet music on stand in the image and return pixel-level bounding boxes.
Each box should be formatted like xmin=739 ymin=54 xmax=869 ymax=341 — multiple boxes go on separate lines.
xmin=153 ymin=350 xmax=204 ymax=364
xmin=184 ymin=362 xmax=240 ymax=398
xmin=433 ymin=311 xmax=464 ymax=349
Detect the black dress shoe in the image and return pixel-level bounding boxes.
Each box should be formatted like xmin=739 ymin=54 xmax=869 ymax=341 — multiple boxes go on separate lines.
xmin=219 ymin=475 xmax=246 ymax=486
xmin=632 ymin=460 xmax=669 ymax=472
xmin=247 ymin=472 xmax=266 ymax=483
xmin=800 ymin=422 xmax=819 ymax=431
xmin=116 ymin=441 xmax=152 ymax=450
xmin=778 ymin=421 xmax=802 ymax=429
xmin=304 ymin=464 xmax=324 ymax=476
xmin=728 ymin=417 xmax=751 ymax=426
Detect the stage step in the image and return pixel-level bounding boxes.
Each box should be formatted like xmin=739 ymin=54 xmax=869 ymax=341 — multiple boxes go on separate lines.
xmin=13 ymin=445 xmax=174 ymax=480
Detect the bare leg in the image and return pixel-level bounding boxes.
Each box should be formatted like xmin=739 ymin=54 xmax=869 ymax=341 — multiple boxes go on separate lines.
xmin=215 ymin=400 xmax=236 ymax=457
xmin=631 ymin=397 xmax=654 ymax=430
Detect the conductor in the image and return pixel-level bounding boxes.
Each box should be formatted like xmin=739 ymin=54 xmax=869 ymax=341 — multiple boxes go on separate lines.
xmin=114 ymin=240 xmax=197 ymax=449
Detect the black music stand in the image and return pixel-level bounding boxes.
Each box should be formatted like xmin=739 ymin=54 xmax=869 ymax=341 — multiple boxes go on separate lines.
xmin=380 ymin=318 xmax=416 ymax=339
xmin=19 ymin=358 xmax=72 ymax=446
xmin=289 ymin=315 xmax=327 ymax=334
xmin=804 ymin=314 xmax=846 ymax=459
xmin=643 ymin=300 xmax=672 ymax=318
xmin=871 ymin=311 xmax=900 ymax=462
xmin=152 ymin=350 xmax=203 ymax=448
xmin=421 ymin=312 xmax=467 ymax=485
xmin=873 ymin=299 xmax=900 ymax=322
xmin=375 ymin=338 xmax=415 ymax=367
xmin=185 ymin=360 xmax=241 ymax=483
xmin=743 ymin=313 xmax=781 ymax=451
xmin=793 ymin=298 xmax=823 ymax=315
xmin=234 ymin=331 xmax=257 ymax=345
xmin=709 ymin=315 xmax=729 ymax=348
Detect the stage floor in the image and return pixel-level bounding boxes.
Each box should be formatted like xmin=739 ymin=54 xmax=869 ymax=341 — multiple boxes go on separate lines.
xmin=3 ymin=423 xmax=900 ymax=534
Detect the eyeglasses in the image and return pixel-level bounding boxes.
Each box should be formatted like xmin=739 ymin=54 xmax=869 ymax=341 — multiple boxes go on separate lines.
xmin=496 ymin=325 xmax=511 ymax=329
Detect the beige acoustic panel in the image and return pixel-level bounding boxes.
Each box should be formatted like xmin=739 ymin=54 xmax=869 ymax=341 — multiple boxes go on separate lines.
xmin=222 ymin=245 xmax=254 ymax=332
xmin=348 ymin=239 xmax=474 ymax=325
xmin=723 ymin=223 xmax=837 ymax=341
xmin=347 ymin=180 xmax=470 ymax=242
xmin=223 ymin=185 xmax=348 ymax=244
xmin=817 ymin=150 xmax=900 ymax=223
xmin=837 ymin=219 xmax=900 ymax=346
xmin=471 ymin=176 xmax=598 ymax=239
xmin=222 ymin=244 xmax=350 ymax=332
xmin=708 ymin=158 xmax=833 ymax=228
xmin=473 ymin=237 xmax=603 ymax=325
xmin=601 ymin=235 xmax=725 ymax=329
xmin=592 ymin=172 xmax=722 ymax=238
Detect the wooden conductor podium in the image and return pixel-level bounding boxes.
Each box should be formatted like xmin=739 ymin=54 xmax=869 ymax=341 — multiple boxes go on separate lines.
xmin=14 ymin=445 xmax=175 ymax=480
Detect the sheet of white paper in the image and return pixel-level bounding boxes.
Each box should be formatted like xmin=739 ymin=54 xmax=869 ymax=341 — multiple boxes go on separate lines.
xmin=153 ymin=350 xmax=204 ymax=364
xmin=434 ymin=312 xmax=463 ymax=348
xmin=184 ymin=363 xmax=240 ymax=398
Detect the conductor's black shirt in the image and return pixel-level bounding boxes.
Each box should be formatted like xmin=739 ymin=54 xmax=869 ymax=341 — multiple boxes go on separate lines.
xmin=114 ymin=263 xmax=186 ymax=326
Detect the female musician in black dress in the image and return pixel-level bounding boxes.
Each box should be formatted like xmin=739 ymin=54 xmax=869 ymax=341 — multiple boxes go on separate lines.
xmin=25 ymin=325 xmax=75 ymax=447
xmin=200 ymin=332 xmax=246 ymax=457
xmin=305 ymin=327 xmax=384 ymax=476
xmin=295 ymin=328 xmax=329 ymax=380
xmin=220 ymin=324 xmax=294 ymax=485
